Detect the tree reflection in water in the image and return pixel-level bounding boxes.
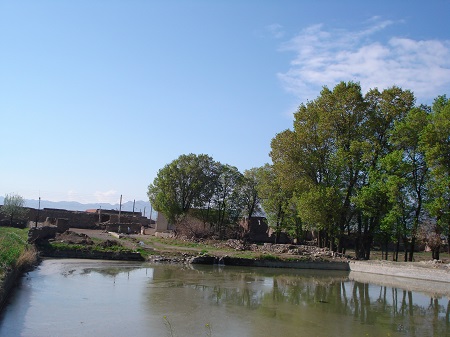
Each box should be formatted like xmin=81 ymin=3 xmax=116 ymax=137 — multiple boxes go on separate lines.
xmin=62 ymin=263 xmax=450 ymax=335
xmin=146 ymin=265 xmax=450 ymax=336
xmin=3 ymin=260 xmax=448 ymax=337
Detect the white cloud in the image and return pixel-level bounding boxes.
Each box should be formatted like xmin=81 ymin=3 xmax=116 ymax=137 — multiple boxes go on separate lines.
xmin=278 ymin=19 xmax=450 ymax=103
xmin=94 ymin=190 xmax=119 ymax=203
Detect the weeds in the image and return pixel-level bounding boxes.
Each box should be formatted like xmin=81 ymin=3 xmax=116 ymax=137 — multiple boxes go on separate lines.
xmin=163 ymin=316 xmax=175 ymax=337
xmin=0 ymin=227 xmax=37 ymax=275
xmin=163 ymin=316 xmax=214 ymax=337
xmin=0 ymin=227 xmax=31 ymax=268
xmin=205 ymin=323 xmax=213 ymax=337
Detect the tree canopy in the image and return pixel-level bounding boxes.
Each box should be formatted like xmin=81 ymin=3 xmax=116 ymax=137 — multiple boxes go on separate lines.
xmin=1 ymin=193 xmax=28 ymax=226
xmin=148 ymin=154 xmax=251 ymax=238
xmin=148 ymin=154 xmax=217 ymax=224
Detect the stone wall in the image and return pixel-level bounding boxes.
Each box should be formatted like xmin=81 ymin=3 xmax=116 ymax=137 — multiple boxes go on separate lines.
xmin=19 ymin=207 xmax=152 ymax=230
xmin=27 ymin=208 xmax=98 ymax=228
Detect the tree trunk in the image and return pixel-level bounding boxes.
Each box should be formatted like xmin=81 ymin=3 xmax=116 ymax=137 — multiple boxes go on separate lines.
xmin=432 ymin=247 xmax=440 ymax=260
xmin=364 ymin=233 xmax=373 ymax=260
xmin=355 ymin=213 xmax=363 ymax=259
xmin=394 ymin=238 xmax=400 ymax=262
xmin=408 ymin=236 xmax=416 ymax=262
xmin=383 ymin=236 xmax=389 ymax=260
xmin=403 ymin=236 xmax=409 ymax=262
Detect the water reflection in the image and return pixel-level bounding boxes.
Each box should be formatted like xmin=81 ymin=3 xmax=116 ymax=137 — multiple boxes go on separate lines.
xmin=145 ymin=265 xmax=450 ymax=336
xmin=0 ymin=260 xmax=449 ymax=337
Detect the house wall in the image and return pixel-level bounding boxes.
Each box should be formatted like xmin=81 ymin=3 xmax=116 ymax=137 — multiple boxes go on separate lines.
xmin=241 ymin=217 xmax=291 ymax=244
xmin=156 ymin=212 xmax=173 ymax=232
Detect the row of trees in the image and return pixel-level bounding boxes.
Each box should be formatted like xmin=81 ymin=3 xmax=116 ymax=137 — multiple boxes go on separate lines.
xmin=269 ymin=82 xmax=449 ymax=260
xmin=148 ymin=82 xmax=449 ymax=260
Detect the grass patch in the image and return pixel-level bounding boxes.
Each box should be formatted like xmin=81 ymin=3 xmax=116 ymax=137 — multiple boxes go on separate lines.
xmin=0 ymin=227 xmax=30 ymax=267
xmin=232 ymin=251 xmax=260 ymax=259
xmin=258 ymin=253 xmax=281 ymax=261
xmin=151 ymin=237 xmax=202 ymax=248
xmin=135 ymin=247 xmax=157 ymax=259
xmin=0 ymin=227 xmax=37 ymax=277
xmin=142 ymin=236 xmax=224 ymax=254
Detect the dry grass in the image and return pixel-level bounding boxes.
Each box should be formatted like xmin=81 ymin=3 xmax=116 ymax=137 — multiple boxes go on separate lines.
xmin=15 ymin=245 xmax=38 ymax=269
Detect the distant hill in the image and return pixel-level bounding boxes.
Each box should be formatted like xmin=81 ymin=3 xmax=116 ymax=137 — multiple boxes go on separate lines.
xmin=0 ymin=197 xmax=155 ymax=219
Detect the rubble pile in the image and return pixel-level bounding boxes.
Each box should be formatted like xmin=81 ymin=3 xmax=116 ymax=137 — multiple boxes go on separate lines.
xmin=54 ymin=231 xmax=94 ymax=245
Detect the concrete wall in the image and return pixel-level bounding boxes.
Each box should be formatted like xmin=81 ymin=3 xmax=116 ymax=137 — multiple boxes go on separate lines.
xmin=349 ymin=260 xmax=450 ymax=283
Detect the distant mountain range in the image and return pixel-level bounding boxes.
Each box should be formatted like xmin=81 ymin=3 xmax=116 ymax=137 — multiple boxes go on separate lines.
xmin=0 ymin=197 xmax=155 ymax=219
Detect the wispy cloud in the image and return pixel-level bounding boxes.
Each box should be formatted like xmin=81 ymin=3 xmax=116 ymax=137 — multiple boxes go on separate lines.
xmin=266 ymin=24 xmax=285 ymax=39
xmin=278 ymin=18 xmax=450 ymax=103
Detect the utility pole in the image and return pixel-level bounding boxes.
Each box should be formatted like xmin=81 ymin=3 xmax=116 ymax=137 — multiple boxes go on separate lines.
xmin=119 ymin=194 xmax=122 ymax=223
xmin=35 ymin=196 xmax=41 ymax=227
xmin=132 ymin=199 xmax=135 ymax=216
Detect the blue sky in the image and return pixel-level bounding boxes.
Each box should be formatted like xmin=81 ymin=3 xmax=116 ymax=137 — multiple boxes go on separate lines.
xmin=1 ymin=1 xmax=449 ymax=204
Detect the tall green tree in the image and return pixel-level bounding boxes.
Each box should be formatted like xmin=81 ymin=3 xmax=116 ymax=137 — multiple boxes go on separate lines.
xmin=386 ymin=106 xmax=429 ymax=261
xmin=255 ymin=164 xmax=292 ymax=243
xmin=240 ymin=168 xmax=262 ymax=219
xmin=353 ymin=86 xmax=415 ymax=259
xmin=355 ymin=168 xmax=393 ymax=260
xmin=1 ymin=193 xmax=28 ymax=226
xmin=421 ymin=95 xmax=450 ymax=253
xmin=148 ymin=154 xmax=217 ymax=224
xmin=272 ymin=82 xmax=368 ymax=251
xmin=270 ymin=82 xmax=415 ymax=258
xmin=209 ymin=164 xmax=244 ymax=238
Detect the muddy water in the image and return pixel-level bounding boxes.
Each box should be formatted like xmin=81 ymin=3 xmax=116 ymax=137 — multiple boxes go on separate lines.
xmin=0 ymin=259 xmax=449 ymax=337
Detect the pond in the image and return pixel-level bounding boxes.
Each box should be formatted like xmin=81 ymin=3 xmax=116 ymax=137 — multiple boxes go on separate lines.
xmin=0 ymin=259 xmax=449 ymax=336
